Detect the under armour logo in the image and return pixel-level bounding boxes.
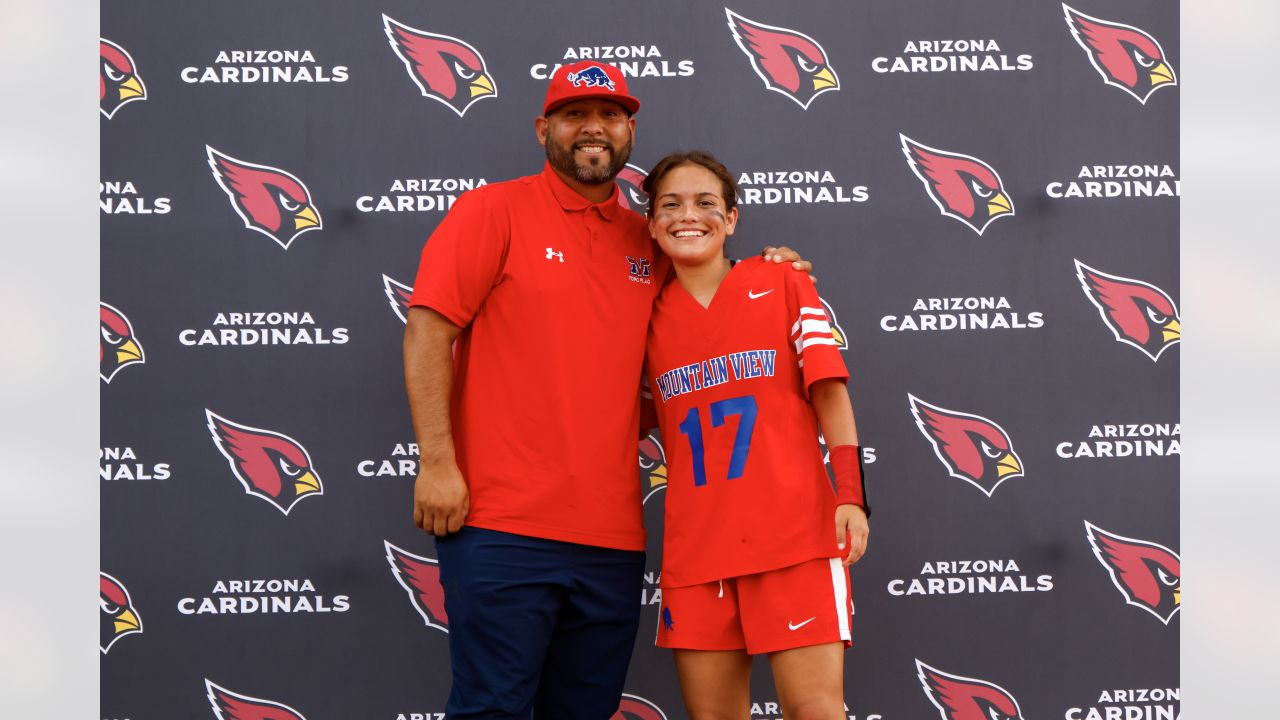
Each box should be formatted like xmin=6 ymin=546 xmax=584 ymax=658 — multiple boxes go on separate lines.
xmin=546 ymin=248 xmax=564 ymax=262
xmin=626 ymin=255 xmax=651 ymax=277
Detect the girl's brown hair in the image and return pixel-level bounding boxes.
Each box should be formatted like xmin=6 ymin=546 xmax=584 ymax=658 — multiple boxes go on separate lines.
xmin=642 ymin=150 xmax=740 ymax=217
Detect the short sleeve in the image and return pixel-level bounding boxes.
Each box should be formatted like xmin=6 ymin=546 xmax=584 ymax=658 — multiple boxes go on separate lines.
xmin=784 ymin=268 xmax=850 ymax=392
xmin=408 ymin=189 xmax=509 ymax=328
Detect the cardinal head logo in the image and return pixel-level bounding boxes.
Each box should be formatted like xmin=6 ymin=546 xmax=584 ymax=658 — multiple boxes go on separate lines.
xmin=616 ymin=164 xmax=650 ymax=214
xmin=385 ymin=540 xmax=450 ymax=633
xmin=1085 ymin=521 xmax=1180 ymax=624
xmin=639 ymin=433 xmax=669 ymax=504
xmin=1064 ymin=4 xmax=1176 ymax=104
xmin=100 ymin=302 xmax=145 ymax=384
xmin=100 ymin=572 xmax=142 ymax=654
xmin=100 ymin=39 xmax=146 ymax=118
xmin=383 ymin=14 xmax=497 ymax=117
xmin=901 ymin=135 xmax=1013 ymax=235
xmin=819 ymin=297 xmax=848 ymax=349
xmin=382 ymin=274 xmax=413 ymax=324
xmin=1075 ymin=260 xmax=1179 ymax=361
xmin=612 ymin=694 xmax=669 ymax=720
xmin=726 ymin=9 xmax=839 ymax=110
xmin=206 ymin=410 xmax=323 ymax=515
xmin=206 ymin=680 xmax=307 ymax=720
xmin=207 ymin=146 xmax=321 ymax=250
xmin=917 ymin=660 xmax=1025 ymax=720
xmin=909 ymin=395 xmax=1023 ymax=497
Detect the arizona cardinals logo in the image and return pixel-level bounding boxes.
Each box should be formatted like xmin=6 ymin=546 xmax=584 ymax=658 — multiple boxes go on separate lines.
xmin=909 ymin=395 xmax=1023 ymax=497
xmin=612 ymin=694 xmax=669 ymax=720
xmin=917 ymin=660 xmax=1025 ymax=720
xmin=1064 ymin=5 xmax=1177 ymax=104
xmin=1085 ymin=521 xmax=1180 ymax=624
xmin=100 ymin=302 xmax=145 ymax=383
xmin=383 ymin=14 xmax=497 ymax=117
xmin=100 ymin=39 xmax=146 ymax=119
xmin=206 ymin=680 xmax=307 ymax=720
xmin=206 ymin=410 xmax=322 ymax=515
xmin=901 ymin=135 xmax=1014 ymax=235
xmin=726 ymin=9 xmax=839 ymax=110
xmin=100 ymin=572 xmax=142 ymax=654
xmin=385 ymin=540 xmax=449 ymax=633
xmin=639 ymin=433 xmax=668 ymax=504
xmin=617 ymin=163 xmax=650 ymax=214
xmin=383 ymin=274 xmax=413 ymax=324
xmin=1075 ymin=260 xmax=1179 ymax=361
xmin=206 ymin=146 xmax=321 ymax=250
xmin=820 ymin=297 xmax=848 ymax=349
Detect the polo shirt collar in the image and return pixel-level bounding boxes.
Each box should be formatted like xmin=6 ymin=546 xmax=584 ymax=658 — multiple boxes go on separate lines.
xmin=542 ymin=162 xmax=624 ymax=221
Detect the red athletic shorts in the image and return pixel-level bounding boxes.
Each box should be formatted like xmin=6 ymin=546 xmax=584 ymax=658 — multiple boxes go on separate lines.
xmin=656 ymin=557 xmax=853 ymax=655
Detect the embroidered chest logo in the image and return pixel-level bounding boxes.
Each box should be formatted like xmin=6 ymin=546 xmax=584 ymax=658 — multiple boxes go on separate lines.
xmin=546 ymin=247 xmax=565 ymax=262
xmin=626 ymin=256 xmax=653 ymax=285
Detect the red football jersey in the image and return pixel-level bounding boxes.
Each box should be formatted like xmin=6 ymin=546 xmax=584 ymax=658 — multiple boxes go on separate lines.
xmin=646 ymin=257 xmax=850 ymax=588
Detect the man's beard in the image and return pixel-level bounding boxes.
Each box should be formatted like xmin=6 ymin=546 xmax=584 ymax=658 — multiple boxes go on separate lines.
xmin=545 ymin=134 xmax=632 ymax=185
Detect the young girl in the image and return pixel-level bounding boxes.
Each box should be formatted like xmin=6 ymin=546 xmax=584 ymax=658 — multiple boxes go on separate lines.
xmin=642 ymin=151 xmax=869 ymax=720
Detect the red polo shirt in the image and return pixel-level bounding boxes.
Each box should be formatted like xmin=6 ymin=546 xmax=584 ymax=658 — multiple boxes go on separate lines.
xmin=410 ymin=163 xmax=661 ymax=551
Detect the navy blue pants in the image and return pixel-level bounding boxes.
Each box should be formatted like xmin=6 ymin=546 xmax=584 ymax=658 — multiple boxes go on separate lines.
xmin=435 ymin=527 xmax=645 ymax=719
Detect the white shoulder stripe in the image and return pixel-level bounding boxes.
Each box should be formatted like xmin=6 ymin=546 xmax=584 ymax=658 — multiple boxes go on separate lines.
xmin=799 ymin=337 xmax=839 ymax=351
xmin=795 ymin=336 xmax=836 ymax=353
xmin=791 ymin=311 xmax=829 ymax=336
xmin=793 ymin=318 xmax=833 ymax=338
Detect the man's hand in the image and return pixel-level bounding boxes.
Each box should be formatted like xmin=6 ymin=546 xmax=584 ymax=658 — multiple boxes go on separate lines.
xmin=836 ymin=504 xmax=869 ymax=566
xmin=414 ymin=461 xmax=470 ymax=536
xmin=762 ymin=245 xmax=817 ymax=284
xmin=404 ymin=306 xmax=468 ymax=536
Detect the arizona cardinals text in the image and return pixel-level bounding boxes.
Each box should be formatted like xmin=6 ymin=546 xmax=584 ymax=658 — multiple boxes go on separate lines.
xmin=178 ymin=578 xmax=350 ymax=615
xmin=874 ymin=38 xmax=1033 ymax=73
xmin=530 ymin=45 xmax=694 ymax=79
xmin=881 ymin=296 xmax=1044 ymax=332
xmin=736 ymin=170 xmax=869 ymax=206
xmin=1066 ymin=687 xmax=1180 ymax=720
xmin=182 ymin=49 xmax=348 ymax=83
xmin=101 ymin=446 xmax=170 ymax=481
xmin=1057 ymin=424 xmax=1180 ymax=459
xmin=101 ymin=181 xmax=171 ymax=215
xmin=888 ymin=559 xmax=1053 ymax=596
xmin=357 ymin=178 xmax=485 ymax=213
xmin=181 ymin=312 xmax=349 ymax=347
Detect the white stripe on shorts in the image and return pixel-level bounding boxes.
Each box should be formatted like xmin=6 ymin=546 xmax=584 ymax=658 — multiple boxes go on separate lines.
xmin=828 ymin=558 xmax=851 ymax=642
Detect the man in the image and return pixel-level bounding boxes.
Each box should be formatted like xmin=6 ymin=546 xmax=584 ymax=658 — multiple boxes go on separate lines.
xmin=403 ymin=61 xmax=808 ymax=719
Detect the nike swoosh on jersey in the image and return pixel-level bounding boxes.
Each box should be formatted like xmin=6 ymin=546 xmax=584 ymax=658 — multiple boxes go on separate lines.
xmin=748 ymin=289 xmax=775 ymax=299
xmin=788 ymin=617 xmax=816 ymax=630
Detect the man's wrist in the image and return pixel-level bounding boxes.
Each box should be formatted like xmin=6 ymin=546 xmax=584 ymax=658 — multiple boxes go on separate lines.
xmin=418 ymin=444 xmax=457 ymax=468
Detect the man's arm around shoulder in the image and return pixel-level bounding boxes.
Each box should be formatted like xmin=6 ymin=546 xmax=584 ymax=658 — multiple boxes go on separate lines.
xmin=404 ymin=306 xmax=469 ymax=536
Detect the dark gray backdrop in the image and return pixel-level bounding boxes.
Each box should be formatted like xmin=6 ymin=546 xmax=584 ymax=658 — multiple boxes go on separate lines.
xmin=101 ymin=1 xmax=1179 ymax=718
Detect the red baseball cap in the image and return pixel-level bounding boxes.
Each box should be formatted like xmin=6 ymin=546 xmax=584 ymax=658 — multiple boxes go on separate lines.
xmin=543 ymin=61 xmax=641 ymax=116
